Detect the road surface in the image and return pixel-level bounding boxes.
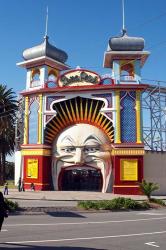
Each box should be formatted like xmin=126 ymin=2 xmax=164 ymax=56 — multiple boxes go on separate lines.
xmin=1 ymin=209 xmax=166 ymax=249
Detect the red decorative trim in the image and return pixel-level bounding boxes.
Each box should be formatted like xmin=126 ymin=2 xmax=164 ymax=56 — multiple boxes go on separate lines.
xmin=20 ymin=84 xmax=149 ymax=96
xmin=21 ymin=144 xmax=51 ymax=149
xmin=113 ymin=186 xmax=142 ymax=195
xmin=112 ymin=143 xmax=144 ymax=148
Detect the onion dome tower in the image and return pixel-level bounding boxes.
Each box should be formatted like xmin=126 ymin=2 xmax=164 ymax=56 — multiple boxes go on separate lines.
xmin=103 ymin=28 xmax=150 ymax=195
xmin=16 ymin=33 xmax=70 ymax=191
xmin=17 ymin=35 xmax=70 ymax=90
xmin=103 ymin=29 xmax=150 ymax=83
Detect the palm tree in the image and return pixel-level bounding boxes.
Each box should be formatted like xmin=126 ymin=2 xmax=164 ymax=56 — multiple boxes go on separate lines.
xmin=0 ymin=85 xmax=18 ymax=184
xmin=139 ymin=180 xmax=159 ymax=201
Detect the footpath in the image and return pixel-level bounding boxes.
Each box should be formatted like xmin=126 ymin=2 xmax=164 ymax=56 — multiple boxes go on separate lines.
xmin=2 ymin=189 xmax=166 ymax=212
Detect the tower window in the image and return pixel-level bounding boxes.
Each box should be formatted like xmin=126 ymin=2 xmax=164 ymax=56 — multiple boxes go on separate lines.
xmin=46 ymin=71 xmax=57 ymax=88
xmin=31 ymin=69 xmax=40 ymax=87
xmin=120 ymin=63 xmax=134 ymax=81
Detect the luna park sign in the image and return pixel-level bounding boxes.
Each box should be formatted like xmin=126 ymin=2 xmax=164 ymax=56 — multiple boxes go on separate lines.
xmin=58 ymin=69 xmax=101 ymax=87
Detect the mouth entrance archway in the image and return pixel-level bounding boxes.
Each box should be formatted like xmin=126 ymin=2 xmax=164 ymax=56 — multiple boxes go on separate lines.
xmin=59 ymin=168 xmax=103 ymax=191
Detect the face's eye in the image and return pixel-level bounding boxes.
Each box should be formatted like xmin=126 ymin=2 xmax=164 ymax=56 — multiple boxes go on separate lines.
xmin=84 ymin=146 xmax=100 ymax=153
xmin=61 ymin=147 xmax=76 ymax=153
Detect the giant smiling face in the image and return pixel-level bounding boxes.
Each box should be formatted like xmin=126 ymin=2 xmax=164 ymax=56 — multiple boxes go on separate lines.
xmin=52 ymin=124 xmax=112 ymax=192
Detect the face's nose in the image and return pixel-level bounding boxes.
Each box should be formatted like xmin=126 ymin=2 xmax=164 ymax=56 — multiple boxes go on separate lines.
xmin=74 ymin=148 xmax=84 ymax=164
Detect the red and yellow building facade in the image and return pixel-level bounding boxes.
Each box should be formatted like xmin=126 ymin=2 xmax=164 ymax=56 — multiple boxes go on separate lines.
xmin=15 ymin=30 xmax=150 ymax=194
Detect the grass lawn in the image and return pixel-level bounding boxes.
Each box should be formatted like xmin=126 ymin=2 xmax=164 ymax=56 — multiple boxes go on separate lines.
xmin=0 ymin=180 xmax=16 ymax=189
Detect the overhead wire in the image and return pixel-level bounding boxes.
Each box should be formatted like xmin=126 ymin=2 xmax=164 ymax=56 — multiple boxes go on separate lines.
xmin=3 ymin=9 xmax=166 ymax=119
xmin=77 ymin=8 xmax=166 ymax=74
xmin=129 ymin=11 xmax=166 ymax=30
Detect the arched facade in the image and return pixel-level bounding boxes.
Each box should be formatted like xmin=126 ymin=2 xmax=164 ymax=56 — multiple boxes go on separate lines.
xmin=15 ymin=30 xmax=150 ymax=194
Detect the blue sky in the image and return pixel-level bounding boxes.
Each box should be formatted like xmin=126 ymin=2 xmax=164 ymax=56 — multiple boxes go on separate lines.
xmin=1 ymin=0 xmax=166 ymax=94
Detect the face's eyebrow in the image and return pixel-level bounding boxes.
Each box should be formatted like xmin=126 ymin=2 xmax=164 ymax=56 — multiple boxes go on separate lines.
xmin=83 ymin=135 xmax=102 ymax=145
xmin=60 ymin=136 xmax=75 ymax=146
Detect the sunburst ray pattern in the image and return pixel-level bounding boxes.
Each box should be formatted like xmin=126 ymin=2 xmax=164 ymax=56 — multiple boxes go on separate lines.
xmin=44 ymin=96 xmax=114 ymax=144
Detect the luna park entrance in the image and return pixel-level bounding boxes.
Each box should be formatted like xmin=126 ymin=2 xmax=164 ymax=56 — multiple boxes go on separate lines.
xmin=60 ymin=168 xmax=102 ymax=191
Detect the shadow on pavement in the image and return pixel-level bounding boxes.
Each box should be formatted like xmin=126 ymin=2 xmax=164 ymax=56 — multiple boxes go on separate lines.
xmin=0 ymin=243 xmax=106 ymax=250
xmin=46 ymin=211 xmax=86 ymax=218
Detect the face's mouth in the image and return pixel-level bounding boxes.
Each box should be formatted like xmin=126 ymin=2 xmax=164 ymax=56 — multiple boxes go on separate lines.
xmin=59 ymin=164 xmax=99 ymax=170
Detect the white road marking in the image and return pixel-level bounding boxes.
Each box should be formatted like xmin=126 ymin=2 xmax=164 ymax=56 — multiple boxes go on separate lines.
xmin=138 ymin=212 xmax=166 ymax=216
xmin=5 ymin=230 xmax=166 ymax=244
xmin=5 ymin=216 xmax=166 ymax=227
xmin=145 ymin=242 xmax=160 ymax=248
xmin=1 ymin=229 xmax=8 ymax=232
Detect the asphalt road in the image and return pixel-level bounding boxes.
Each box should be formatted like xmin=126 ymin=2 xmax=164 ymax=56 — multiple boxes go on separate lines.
xmin=1 ymin=209 xmax=166 ymax=249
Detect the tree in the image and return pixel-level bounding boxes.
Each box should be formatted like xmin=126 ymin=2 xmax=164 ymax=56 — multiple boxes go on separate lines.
xmin=5 ymin=161 xmax=14 ymax=180
xmin=139 ymin=180 xmax=159 ymax=201
xmin=0 ymin=85 xmax=17 ymax=184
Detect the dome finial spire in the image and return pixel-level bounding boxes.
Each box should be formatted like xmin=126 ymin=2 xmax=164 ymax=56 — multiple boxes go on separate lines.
xmin=44 ymin=6 xmax=49 ymax=38
xmin=122 ymin=0 xmax=126 ymax=35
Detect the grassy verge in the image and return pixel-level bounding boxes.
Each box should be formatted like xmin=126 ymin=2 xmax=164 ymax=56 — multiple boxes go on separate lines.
xmin=0 ymin=180 xmax=16 ymax=189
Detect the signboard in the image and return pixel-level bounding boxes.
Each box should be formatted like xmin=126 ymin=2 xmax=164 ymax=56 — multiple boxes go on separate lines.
xmin=58 ymin=69 xmax=101 ymax=87
xmin=27 ymin=159 xmax=38 ymax=179
xmin=120 ymin=159 xmax=138 ymax=181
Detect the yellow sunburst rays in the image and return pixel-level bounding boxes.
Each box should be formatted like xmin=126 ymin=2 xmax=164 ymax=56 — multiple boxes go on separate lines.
xmin=106 ymin=124 xmax=114 ymax=140
xmin=84 ymin=99 xmax=88 ymax=121
xmin=45 ymin=129 xmax=56 ymax=143
xmin=59 ymin=103 xmax=70 ymax=126
xmin=87 ymin=99 xmax=93 ymax=122
xmin=52 ymin=116 xmax=63 ymax=130
xmin=103 ymin=120 xmax=111 ymax=131
xmin=45 ymin=97 xmax=114 ymax=144
xmin=65 ymin=101 xmax=73 ymax=123
xmin=70 ymin=100 xmax=77 ymax=122
xmin=107 ymin=130 xmax=114 ymax=141
xmin=46 ymin=108 xmax=68 ymax=142
xmin=94 ymin=108 xmax=101 ymax=124
xmin=91 ymin=101 xmax=99 ymax=123
xmin=97 ymin=113 xmax=104 ymax=126
xmin=55 ymin=105 xmax=67 ymax=127
xmin=75 ymin=98 xmax=80 ymax=122
xmin=45 ymin=122 xmax=59 ymax=143
xmin=80 ymin=98 xmax=83 ymax=121
xmin=100 ymin=116 xmax=107 ymax=128
xmin=48 ymin=121 xmax=59 ymax=135
xmin=45 ymin=117 xmax=59 ymax=137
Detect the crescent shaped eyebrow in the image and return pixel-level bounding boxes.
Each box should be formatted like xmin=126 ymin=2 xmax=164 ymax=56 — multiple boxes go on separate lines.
xmin=61 ymin=135 xmax=75 ymax=144
xmin=83 ymin=135 xmax=102 ymax=145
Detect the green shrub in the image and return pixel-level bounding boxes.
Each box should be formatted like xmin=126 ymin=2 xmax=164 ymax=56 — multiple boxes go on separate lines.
xmin=150 ymin=198 xmax=166 ymax=206
xmin=78 ymin=198 xmax=151 ymax=210
xmin=78 ymin=197 xmax=154 ymax=210
xmin=108 ymin=197 xmax=125 ymax=209
xmin=141 ymin=201 xmax=150 ymax=209
xmin=5 ymin=198 xmax=19 ymax=211
xmin=139 ymin=180 xmax=159 ymax=201
xmin=98 ymin=200 xmax=113 ymax=210
xmin=78 ymin=201 xmax=100 ymax=210
xmin=123 ymin=198 xmax=139 ymax=209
